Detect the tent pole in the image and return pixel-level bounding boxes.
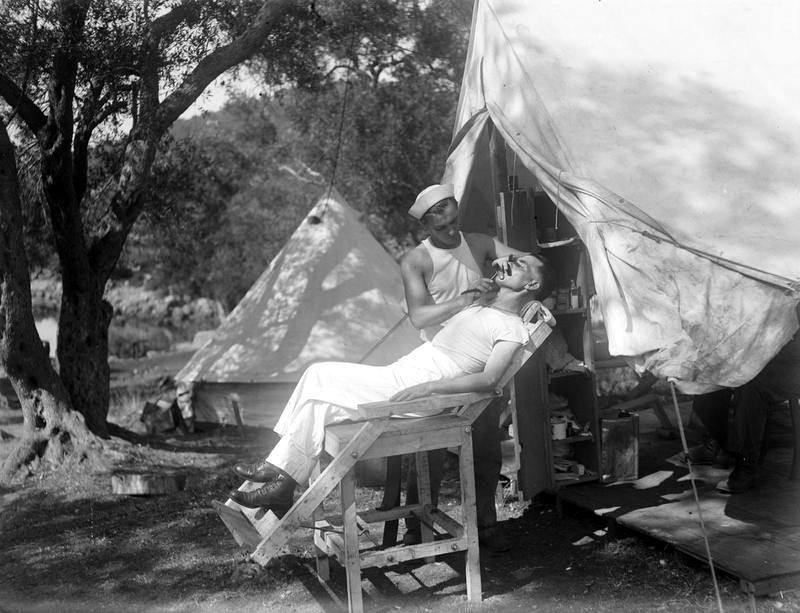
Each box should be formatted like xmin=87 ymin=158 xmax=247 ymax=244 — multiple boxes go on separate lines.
xmin=668 ymin=380 xmax=724 ymax=613
xmin=488 ymin=120 xmax=508 ymax=207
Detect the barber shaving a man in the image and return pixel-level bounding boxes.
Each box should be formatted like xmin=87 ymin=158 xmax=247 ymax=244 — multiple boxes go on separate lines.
xmin=400 ymin=183 xmax=529 ymax=553
xmin=227 ymin=254 xmax=554 ymax=515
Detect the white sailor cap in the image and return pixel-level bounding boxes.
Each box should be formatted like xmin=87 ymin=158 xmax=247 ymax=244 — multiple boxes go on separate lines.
xmin=408 ymin=183 xmax=456 ymax=219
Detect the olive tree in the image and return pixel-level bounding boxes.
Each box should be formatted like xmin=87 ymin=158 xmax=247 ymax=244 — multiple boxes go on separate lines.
xmin=0 ymin=0 xmax=319 ymax=481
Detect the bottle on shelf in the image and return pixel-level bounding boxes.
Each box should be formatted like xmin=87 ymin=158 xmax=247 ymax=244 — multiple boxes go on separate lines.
xmin=569 ymin=279 xmax=581 ymax=310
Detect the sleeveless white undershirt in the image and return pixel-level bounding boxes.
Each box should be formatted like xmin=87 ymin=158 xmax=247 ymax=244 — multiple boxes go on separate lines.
xmin=419 ymin=232 xmax=483 ymax=340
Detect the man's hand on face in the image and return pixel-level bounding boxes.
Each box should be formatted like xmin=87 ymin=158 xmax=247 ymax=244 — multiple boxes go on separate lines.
xmin=461 ymin=278 xmax=499 ymax=306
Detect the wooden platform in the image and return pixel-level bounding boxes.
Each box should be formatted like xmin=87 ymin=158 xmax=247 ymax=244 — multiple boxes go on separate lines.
xmin=556 ymin=429 xmax=800 ymax=596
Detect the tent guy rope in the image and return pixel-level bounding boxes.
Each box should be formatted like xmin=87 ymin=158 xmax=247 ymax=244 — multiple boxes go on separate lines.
xmin=668 ymin=379 xmax=725 ymax=613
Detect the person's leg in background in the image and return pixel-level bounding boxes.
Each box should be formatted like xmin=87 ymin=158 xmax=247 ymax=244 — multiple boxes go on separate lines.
xmin=469 ymin=397 xmax=512 ymax=553
xmin=403 ymin=398 xmax=510 ymax=552
xmin=718 ymin=332 xmax=800 ymax=494
xmin=687 ymin=388 xmax=734 ymax=467
xmin=403 ymin=449 xmax=446 ymax=544
xmin=716 ymin=383 xmax=770 ymax=493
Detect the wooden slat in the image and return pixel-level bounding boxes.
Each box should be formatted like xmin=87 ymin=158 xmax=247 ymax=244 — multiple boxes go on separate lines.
xmin=311 ymin=463 xmax=330 ymax=581
xmin=419 ymin=505 xmax=463 ymax=539
xmin=360 ymin=537 xmax=465 ymax=569
xmin=415 ymin=451 xmax=435 ymax=563
xmin=250 ymin=420 xmax=386 ymax=566
xmin=325 ymin=415 xmax=472 ymax=459
xmin=340 ymin=470 xmax=364 ymax=613
xmin=322 ymin=504 xmax=424 ymax=527
xmin=324 ymin=532 xmax=346 ymax=562
xmin=458 ymin=431 xmax=482 ymax=602
xmin=313 ymin=519 xmax=334 ymax=571
xmin=212 ymin=500 xmax=262 ymax=549
xmin=358 ymin=392 xmax=495 ymax=417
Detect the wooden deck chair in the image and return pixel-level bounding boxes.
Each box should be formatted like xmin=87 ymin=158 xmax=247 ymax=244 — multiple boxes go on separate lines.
xmin=213 ymin=302 xmax=555 ymax=612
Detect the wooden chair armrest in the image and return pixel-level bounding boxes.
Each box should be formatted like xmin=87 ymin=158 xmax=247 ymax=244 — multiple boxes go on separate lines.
xmin=358 ymin=391 xmax=499 ymax=419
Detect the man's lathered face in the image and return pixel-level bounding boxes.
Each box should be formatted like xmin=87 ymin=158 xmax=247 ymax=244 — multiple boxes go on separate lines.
xmin=496 ymin=254 xmax=543 ymax=290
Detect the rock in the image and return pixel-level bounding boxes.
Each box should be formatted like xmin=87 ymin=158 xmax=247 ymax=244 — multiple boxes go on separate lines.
xmin=140 ymin=399 xmax=182 ymax=434
xmin=111 ymin=470 xmax=187 ymax=495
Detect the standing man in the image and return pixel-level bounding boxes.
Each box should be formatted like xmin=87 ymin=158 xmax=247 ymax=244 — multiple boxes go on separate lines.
xmin=400 ymin=183 xmax=527 ymax=552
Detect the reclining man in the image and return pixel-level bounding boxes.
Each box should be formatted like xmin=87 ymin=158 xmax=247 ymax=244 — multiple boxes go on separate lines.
xmin=228 ymin=254 xmax=554 ymax=513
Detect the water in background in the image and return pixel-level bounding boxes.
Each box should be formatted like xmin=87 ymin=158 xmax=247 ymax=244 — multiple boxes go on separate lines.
xmin=35 ymin=317 xmax=58 ymax=357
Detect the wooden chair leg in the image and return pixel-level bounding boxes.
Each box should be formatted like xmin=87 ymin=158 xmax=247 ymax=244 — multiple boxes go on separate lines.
xmin=340 ymin=469 xmax=364 ymax=613
xmin=415 ymin=451 xmax=435 ymax=563
xmin=311 ymin=462 xmax=330 ymax=581
xmin=458 ymin=430 xmax=482 ymax=603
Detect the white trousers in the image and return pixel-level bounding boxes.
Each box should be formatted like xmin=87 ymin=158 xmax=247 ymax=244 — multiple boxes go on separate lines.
xmin=267 ymin=343 xmax=463 ymax=485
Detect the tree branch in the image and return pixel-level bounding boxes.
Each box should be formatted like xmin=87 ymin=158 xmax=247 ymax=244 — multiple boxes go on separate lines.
xmin=153 ymin=0 xmax=298 ymax=134
xmin=149 ymin=0 xmax=203 ymax=41
xmin=87 ymin=1 xmax=308 ymax=277
xmin=0 ymin=73 xmax=47 ymax=132
xmin=42 ymin=0 xmax=92 ymax=280
xmin=72 ymin=79 xmax=106 ymax=201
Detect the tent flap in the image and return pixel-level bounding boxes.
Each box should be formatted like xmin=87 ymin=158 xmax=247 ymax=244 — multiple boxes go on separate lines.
xmin=447 ymin=0 xmax=800 ymax=392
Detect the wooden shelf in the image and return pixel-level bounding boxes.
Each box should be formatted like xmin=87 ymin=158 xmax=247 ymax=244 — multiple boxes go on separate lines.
xmin=553 ymin=471 xmax=597 ymax=485
xmin=552 ymin=433 xmax=594 ymax=444
xmin=494 ymin=180 xmax=601 ymax=497
xmin=538 ymin=237 xmax=581 ymax=249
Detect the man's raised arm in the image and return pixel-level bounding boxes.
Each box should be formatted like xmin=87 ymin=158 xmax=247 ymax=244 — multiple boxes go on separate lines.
xmin=400 ymin=248 xmax=478 ymax=330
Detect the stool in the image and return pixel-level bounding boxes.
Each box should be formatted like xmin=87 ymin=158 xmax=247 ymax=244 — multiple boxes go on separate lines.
xmin=212 ymin=393 xmax=497 ymax=613
xmin=314 ymin=409 xmax=483 ymax=611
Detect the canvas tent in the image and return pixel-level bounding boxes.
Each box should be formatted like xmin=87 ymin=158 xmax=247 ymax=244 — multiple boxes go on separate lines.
xmin=176 ymin=189 xmax=421 ymax=427
xmin=446 ymin=0 xmax=800 ymax=393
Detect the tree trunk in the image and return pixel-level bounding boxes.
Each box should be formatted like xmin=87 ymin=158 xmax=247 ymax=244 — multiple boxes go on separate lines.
xmin=0 ymin=122 xmax=96 ymax=484
xmin=1 ymin=0 xmax=306 ymax=463
xmin=56 ymin=274 xmax=114 ymax=437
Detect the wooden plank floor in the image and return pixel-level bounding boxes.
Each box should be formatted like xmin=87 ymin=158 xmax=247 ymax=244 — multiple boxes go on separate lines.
xmin=556 ymin=420 xmax=800 ymax=596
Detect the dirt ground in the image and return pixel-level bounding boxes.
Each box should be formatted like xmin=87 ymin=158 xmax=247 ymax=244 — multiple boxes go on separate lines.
xmin=1 ymin=354 xmax=799 ymax=613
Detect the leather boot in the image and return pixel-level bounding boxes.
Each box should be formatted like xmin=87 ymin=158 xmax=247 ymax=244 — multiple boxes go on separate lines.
xmin=233 ymin=457 xmax=281 ymax=482
xmin=685 ymin=438 xmax=735 ymax=469
xmin=716 ymin=456 xmax=758 ymax=494
xmin=229 ymin=474 xmax=297 ymax=514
